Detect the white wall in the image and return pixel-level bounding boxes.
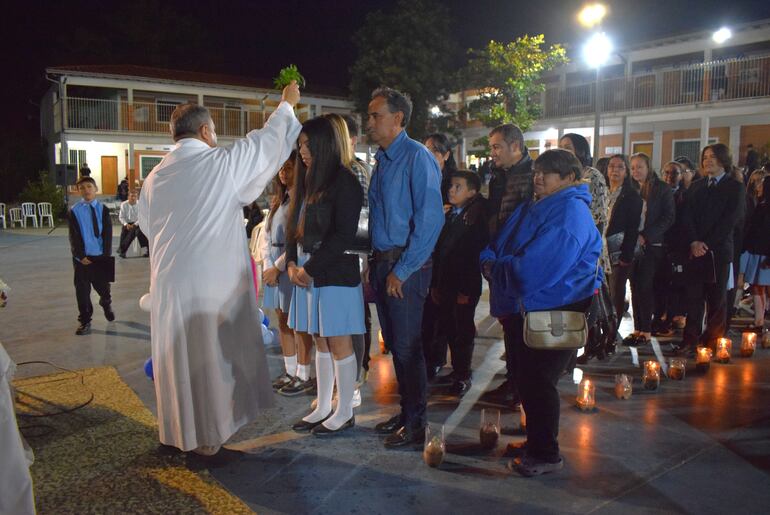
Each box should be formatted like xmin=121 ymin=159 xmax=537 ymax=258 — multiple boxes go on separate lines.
xmin=55 ymin=141 xmax=129 ymax=192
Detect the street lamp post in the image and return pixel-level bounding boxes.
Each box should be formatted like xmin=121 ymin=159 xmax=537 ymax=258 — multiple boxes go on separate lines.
xmin=583 ymin=32 xmax=612 ymax=164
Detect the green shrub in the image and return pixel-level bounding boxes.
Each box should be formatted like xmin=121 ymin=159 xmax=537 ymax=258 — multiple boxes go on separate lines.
xmin=18 ymin=172 xmax=67 ymax=221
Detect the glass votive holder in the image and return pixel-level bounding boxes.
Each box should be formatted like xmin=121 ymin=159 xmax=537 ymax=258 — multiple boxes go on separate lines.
xmin=423 ymin=423 xmax=445 ymax=468
xmin=668 ymin=358 xmax=686 ymax=380
xmin=695 ymin=346 xmax=712 ymax=373
xmin=576 ymin=378 xmax=596 ymax=411
xmin=614 ymin=374 xmax=633 ymax=399
xmin=716 ymin=338 xmax=732 ymax=363
xmin=740 ymin=332 xmax=757 ymax=358
xmin=479 ymin=408 xmax=501 ymax=449
xmin=762 ymin=332 xmax=770 ymax=349
xmin=642 ymin=361 xmax=661 ymax=391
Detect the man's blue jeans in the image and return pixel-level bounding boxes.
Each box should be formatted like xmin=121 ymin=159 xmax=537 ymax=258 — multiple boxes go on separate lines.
xmin=372 ymin=260 xmax=431 ymax=431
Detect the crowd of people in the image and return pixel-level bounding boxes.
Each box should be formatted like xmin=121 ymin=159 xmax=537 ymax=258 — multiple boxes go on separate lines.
xmin=60 ymin=80 xmax=770 ymax=478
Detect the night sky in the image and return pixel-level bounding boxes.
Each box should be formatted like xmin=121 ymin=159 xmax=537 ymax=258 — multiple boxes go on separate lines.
xmin=1 ymin=0 xmax=769 ymax=181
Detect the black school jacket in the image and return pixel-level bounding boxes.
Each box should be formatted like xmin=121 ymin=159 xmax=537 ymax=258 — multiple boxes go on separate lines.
xmin=68 ymin=203 xmax=113 ymax=261
xmin=683 ymin=175 xmax=745 ymax=264
xmin=431 ymin=195 xmax=489 ymax=300
xmin=286 ymin=168 xmax=364 ymax=287
xmin=607 ymin=183 xmax=643 ymax=264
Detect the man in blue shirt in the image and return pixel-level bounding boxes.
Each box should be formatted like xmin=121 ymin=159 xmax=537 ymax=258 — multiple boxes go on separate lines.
xmin=68 ymin=177 xmax=115 ymax=335
xmin=366 ymin=87 xmax=444 ymax=448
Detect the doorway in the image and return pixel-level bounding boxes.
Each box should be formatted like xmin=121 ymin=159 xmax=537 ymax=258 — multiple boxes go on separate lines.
xmin=101 ymin=156 xmax=118 ymax=195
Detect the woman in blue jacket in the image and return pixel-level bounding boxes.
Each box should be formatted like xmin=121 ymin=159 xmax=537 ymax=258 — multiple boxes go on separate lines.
xmin=481 ymin=149 xmax=602 ymax=477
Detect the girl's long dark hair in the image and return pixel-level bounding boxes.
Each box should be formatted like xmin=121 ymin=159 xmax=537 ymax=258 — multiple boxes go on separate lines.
xmin=286 ymin=117 xmax=343 ymax=240
xmin=267 ymin=151 xmax=296 ymax=231
xmin=608 ymin=154 xmax=633 ymax=189
xmin=561 ymin=133 xmax=592 ymax=168
xmin=426 ymin=133 xmax=457 ymax=173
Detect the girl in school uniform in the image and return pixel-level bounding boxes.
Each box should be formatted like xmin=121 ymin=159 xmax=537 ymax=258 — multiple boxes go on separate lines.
xmin=286 ymin=117 xmax=364 ymax=436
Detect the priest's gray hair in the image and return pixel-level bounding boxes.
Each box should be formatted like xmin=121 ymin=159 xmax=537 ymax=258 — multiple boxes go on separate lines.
xmin=170 ymin=103 xmax=212 ymax=142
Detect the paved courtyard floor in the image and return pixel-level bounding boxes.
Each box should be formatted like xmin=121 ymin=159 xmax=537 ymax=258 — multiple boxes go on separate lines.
xmin=2 ymin=227 xmax=770 ymax=514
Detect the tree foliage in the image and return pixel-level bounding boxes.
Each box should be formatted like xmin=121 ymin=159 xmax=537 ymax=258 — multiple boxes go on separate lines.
xmin=349 ymin=0 xmax=458 ymax=140
xmin=18 ymin=173 xmax=67 ymax=220
xmin=462 ymin=35 xmax=568 ymax=131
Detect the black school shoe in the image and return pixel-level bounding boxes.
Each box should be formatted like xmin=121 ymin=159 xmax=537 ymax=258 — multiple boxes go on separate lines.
xmin=311 ymin=416 xmax=355 ymax=436
xmin=509 ymin=454 xmax=564 ymax=477
xmin=374 ymin=414 xmax=403 ymax=435
xmin=103 ymin=305 xmax=115 ymax=322
xmin=75 ymin=322 xmax=91 ymax=335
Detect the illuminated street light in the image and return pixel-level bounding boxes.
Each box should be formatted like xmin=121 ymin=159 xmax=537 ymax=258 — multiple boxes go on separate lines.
xmin=583 ymin=32 xmax=613 ymax=69
xmin=430 ymin=105 xmax=441 ymax=116
xmin=712 ymin=27 xmax=732 ymax=44
xmin=578 ymin=3 xmax=607 ymax=28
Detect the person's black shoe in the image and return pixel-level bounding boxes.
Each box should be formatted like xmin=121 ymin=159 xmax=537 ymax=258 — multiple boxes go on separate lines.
xmin=384 ymin=426 xmax=425 ymax=449
xmin=103 ymin=306 xmax=115 ymax=322
xmin=118 ymin=252 xmax=127 ymax=259
xmin=621 ymin=334 xmax=638 ymax=346
xmin=75 ymin=322 xmax=91 ymax=335
xmin=431 ymin=371 xmax=457 ymax=386
xmin=292 ymin=416 xmax=329 ymax=433
xmin=374 ymin=414 xmax=403 ymax=435
xmin=311 ymin=416 xmax=355 ymax=436
xmin=426 ymin=365 xmax=443 ymax=381
xmin=450 ymin=379 xmax=472 ymax=396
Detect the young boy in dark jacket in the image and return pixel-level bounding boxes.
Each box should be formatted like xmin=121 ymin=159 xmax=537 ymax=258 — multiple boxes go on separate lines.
xmin=428 ymin=171 xmax=488 ymax=395
xmin=68 ymin=177 xmax=115 ymax=335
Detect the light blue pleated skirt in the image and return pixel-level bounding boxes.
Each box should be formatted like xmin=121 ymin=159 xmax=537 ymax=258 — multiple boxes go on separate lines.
xmin=262 ymin=271 xmax=293 ymax=312
xmin=287 ymin=250 xmax=365 ymax=337
xmin=741 ymin=251 xmax=770 ymax=286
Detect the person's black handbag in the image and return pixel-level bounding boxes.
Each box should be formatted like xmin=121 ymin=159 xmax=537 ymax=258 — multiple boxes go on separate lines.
xmin=607 ymin=231 xmax=643 ymax=265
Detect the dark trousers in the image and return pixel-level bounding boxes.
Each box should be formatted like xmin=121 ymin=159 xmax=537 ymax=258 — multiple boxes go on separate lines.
xmin=435 ymin=296 xmax=479 ymax=380
xmin=503 ymin=314 xmax=573 ymax=462
xmin=609 ymin=263 xmax=633 ymax=337
xmin=119 ymin=225 xmax=148 ymax=254
xmin=631 ymin=246 xmax=664 ymax=333
xmin=683 ymin=261 xmax=731 ymax=348
xmin=74 ymin=260 xmax=111 ymax=324
xmin=363 ymin=302 xmax=372 ymax=371
xmin=653 ymin=254 xmax=687 ymax=326
xmin=373 ymin=260 xmax=431 ymax=431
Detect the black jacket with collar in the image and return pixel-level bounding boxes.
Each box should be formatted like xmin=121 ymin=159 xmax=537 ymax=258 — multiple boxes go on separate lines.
xmin=743 ymin=201 xmax=770 ymax=256
xmin=68 ymin=202 xmax=113 ymax=261
xmin=683 ymin=174 xmax=745 ymax=264
xmin=286 ymin=167 xmax=364 ymax=288
xmin=431 ymin=195 xmax=489 ymax=300
xmin=487 ymin=151 xmax=534 ymax=236
xmin=639 ymin=177 xmax=675 ymax=245
xmin=607 ymin=183 xmax=643 ymax=264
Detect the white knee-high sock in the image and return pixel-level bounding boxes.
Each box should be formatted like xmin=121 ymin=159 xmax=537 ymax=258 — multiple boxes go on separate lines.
xmin=754 ymin=294 xmax=765 ymax=326
xmin=296 ymin=363 xmax=310 ymax=381
xmin=302 ymin=351 xmax=333 ymax=423
xmin=284 ymin=355 xmax=298 ymax=377
xmin=322 ymin=354 xmax=357 ymax=430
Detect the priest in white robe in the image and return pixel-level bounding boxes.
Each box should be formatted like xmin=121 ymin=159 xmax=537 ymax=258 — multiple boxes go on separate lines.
xmin=138 ymin=82 xmax=301 ymax=454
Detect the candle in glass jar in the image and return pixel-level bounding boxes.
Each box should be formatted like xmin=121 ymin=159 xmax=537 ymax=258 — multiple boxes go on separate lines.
xmin=762 ymin=332 xmax=770 ymax=349
xmin=716 ymin=338 xmax=732 ymax=363
xmin=695 ymin=347 xmax=712 ymax=373
xmin=479 ymin=408 xmax=501 ymax=449
xmin=576 ymin=378 xmax=596 ymax=410
xmin=423 ymin=425 xmax=445 ymax=468
xmin=614 ymin=374 xmax=632 ymax=399
xmin=643 ymin=361 xmax=660 ymax=390
xmin=740 ymin=332 xmax=757 ymax=358
xmin=668 ymin=358 xmax=686 ymax=380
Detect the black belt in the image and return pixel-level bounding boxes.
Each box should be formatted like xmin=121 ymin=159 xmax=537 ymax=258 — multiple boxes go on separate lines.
xmin=372 ymin=246 xmax=405 ymax=263
xmin=272 ymin=243 xmax=285 ymax=248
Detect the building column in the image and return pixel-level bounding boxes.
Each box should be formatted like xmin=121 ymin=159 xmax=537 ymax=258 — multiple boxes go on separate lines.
xmin=700 ymin=115 xmax=711 ymax=152
xmin=623 ymin=117 xmax=631 ymax=155
xmin=729 ymin=125 xmax=741 ymax=167
xmin=652 ymin=129 xmax=663 ymax=171
xmin=197 ymin=93 xmax=204 ymax=105
xmin=128 ymin=142 xmax=135 ymax=185
xmin=127 ymin=88 xmax=134 ymax=130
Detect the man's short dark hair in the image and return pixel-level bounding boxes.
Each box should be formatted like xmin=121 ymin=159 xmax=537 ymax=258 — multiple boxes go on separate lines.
xmin=489 ymin=124 xmax=524 ymax=151
xmin=343 ymin=114 xmax=359 ymax=137
xmin=170 ymin=103 xmax=211 ymax=142
xmin=76 ymin=176 xmax=97 ymax=187
xmin=534 ymin=149 xmax=583 ymax=181
xmin=451 ymin=170 xmax=481 ymax=193
xmin=674 ymin=155 xmax=695 ymax=171
xmin=371 ymin=87 xmax=412 ymax=128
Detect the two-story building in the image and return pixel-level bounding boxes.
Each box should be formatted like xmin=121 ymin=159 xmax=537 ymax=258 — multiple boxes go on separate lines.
xmin=40 ymin=65 xmax=357 ymax=196
xmin=458 ymin=19 xmax=770 ymax=171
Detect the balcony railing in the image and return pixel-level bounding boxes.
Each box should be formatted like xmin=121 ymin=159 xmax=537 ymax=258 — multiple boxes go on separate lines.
xmin=543 ymin=54 xmax=770 ymax=119
xmin=57 ymin=98 xmax=277 ymax=137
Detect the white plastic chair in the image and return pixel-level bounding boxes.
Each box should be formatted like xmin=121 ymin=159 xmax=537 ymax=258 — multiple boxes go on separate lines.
xmin=0 ymin=203 xmax=6 ymax=229
xmin=37 ymin=202 xmax=54 ymax=227
xmin=20 ymin=203 xmax=38 ymax=228
xmin=9 ymin=208 xmax=24 ymax=228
